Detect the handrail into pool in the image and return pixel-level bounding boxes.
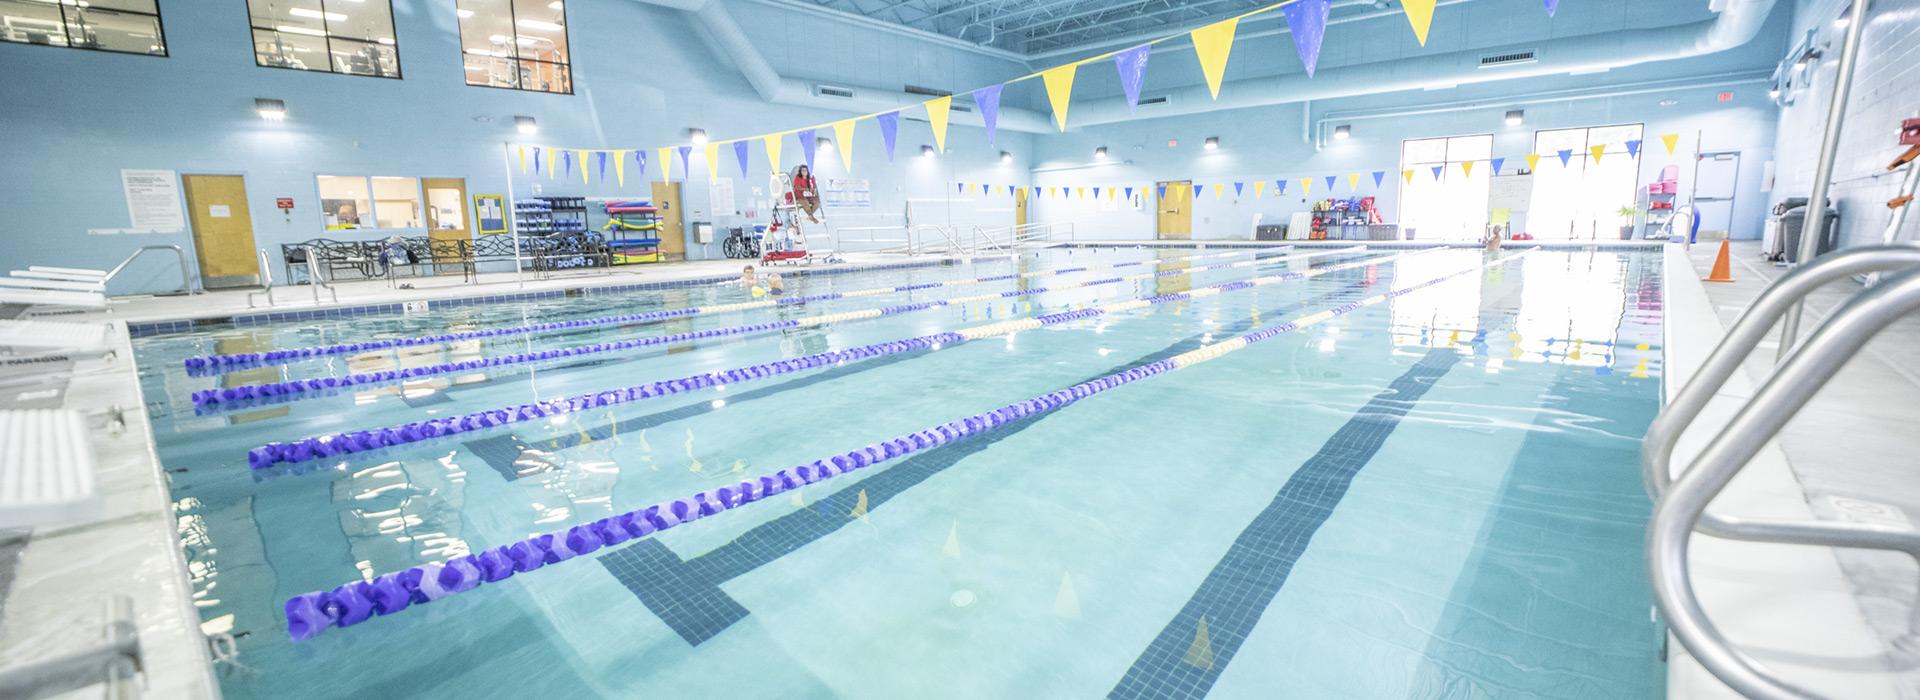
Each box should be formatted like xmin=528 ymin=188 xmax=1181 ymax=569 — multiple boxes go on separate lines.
xmin=304 ymin=247 xmax=339 ymax=305
xmin=247 ymin=248 xmax=276 ymax=308
xmin=1643 ymin=245 xmax=1920 ymax=700
xmin=102 ymin=244 xmax=199 ymax=297
xmin=277 ymin=247 xmax=1534 ymax=641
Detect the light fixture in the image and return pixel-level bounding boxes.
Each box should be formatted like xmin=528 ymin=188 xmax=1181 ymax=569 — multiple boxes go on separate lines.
xmin=1000 ymin=151 xmax=1013 ymax=163
xmin=816 ymin=136 xmax=831 ymax=151
xmin=1658 ymin=99 xmax=1679 ymax=107
xmin=516 ymin=18 xmax=564 ymax=31
xmin=1204 ymin=136 xmax=1220 ymax=150
xmin=255 ymin=98 xmax=287 ymax=121
xmin=1094 ymin=146 xmax=1109 ymax=159
xmin=1767 ymin=88 xmax=1782 ymax=100
xmin=1504 ymin=110 xmax=1525 ymax=126
xmin=687 ymin=128 xmax=708 ymax=145
xmin=921 ymin=145 xmax=936 ymax=158
xmin=1333 ymin=125 xmax=1351 ymax=140
xmin=515 ymin=115 xmax=538 ymax=135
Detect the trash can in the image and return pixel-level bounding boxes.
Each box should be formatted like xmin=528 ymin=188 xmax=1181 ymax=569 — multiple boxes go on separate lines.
xmin=1776 ymin=203 xmax=1839 ymax=264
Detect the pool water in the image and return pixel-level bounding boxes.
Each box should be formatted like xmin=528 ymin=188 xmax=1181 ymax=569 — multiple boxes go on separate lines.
xmin=137 ymin=246 xmax=1668 ymax=698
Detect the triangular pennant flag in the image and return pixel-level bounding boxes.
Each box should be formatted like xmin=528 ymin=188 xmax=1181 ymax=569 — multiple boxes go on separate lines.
xmin=1489 ymin=158 xmax=1504 ymax=175
xmin=796 ymin=129 xmax=818 ymax=170
xmin=545 ymin=147 xmax=556 ymax=179
xmin=1372 ymin=171 xmax=1386 ymax=188
xmin=1093 ymin=187 xmax=1102 ymax=199
xmin=1402 ymin=169 xmax=1415 ymax=184
xmin=1233 ymin=181 xmax=1245 ymax=197
xmin=1212 ymin=183 xmax=1224 ymax=200
xmin=1156 ymin=184 xmax=1167 ymax=199
xmin=614 ymin=150 xmax=627 ymax=186
xmin=1008 ymin=185 xmax=1017 ymax=197
xmin=1192 ymin=183 xmax=1204 ymax=198
xmin=1557 ymin=149 xmax=1573 ymax=167
xmin=596 ymin=151 xmax=607 ymax=182
xmin=925 ymin=96 xmax=953 ymax=151
xmin=1460 ymin=161 xmax=1474 ymax=177
xmin=1114 ymin=45 xmax=1151 ymax=113
xmin=763 ymin=134 xmax=783 ymax=174
xmin=734 ymin=141 xmax=750 ymax=179
xmin=532 ymin=147 xmax=543 ymax=175
xmin=579 ymin=150 xmax=590 ymax=184
xmin=1276 ymin=180 xmax=1287 ymax=195
xmin=1324 ymin=175 xmax=1338 ymax=190
xmin=832 ymin=120 xmax=856 ymax=172
xmin=1282 ymin=0 xmax=1331 ymax=78
xmin=1590 ymin=145 xmax=1606 ymax=164
xmin=982 ymin=183 xmax=992 ymax=196
xmin=1106 ymin=186 xmax=1117 ymax=200
xmin=1403 ymin=0 xmax=1436 ymax=45
xmin=1191 ymin=18 xmax=1239 ymax=99
xmin=703 ymin=142 xmax=719 ymax=182
xmin=634 ymin=149 xmax=647 ymax=182
xmin=1041 ymin=64 xmax=1077 ymax=131
xmin=1078 ymin=187 xmax=1088 ymax=199
xmin=1544 ymin=0 xmax=1559 ymax=17
xmin=675 ymin=146 xmax=692 ymax=179
xmin=973 ymin=85 xmax=1004 ymax=147
xmin=1253 ymin=181 xmax=1266 ymax=197
xmin=1431 ymin=165 xmax=1445 ymax=180
xmin=1626 ymin=139 xmax=1643 ymax=159
xmin=1299 ymin=177 xmax=1313 ymax=194
xmin=1525 ymin=153 xmax=1541 ymax=171
xmin=1347 ymin=173 xmax=1361 ymax=191
xmin=1661 ymin=133 xmax=1680 ymax=155
xmin=1125 ymin=186 xmax=1135 ymax=200
xmin=958 ymin=182 xmax=967 ymax=194
xmin=561 ymin=149 xmax=572 ymax=176
xmin=518 ymin=145 xmax=528 ymax=174
xmin=876 ymin=111 xmax=900 ymax=162
xmin=657 ymin=148 xmax=672 ymax=181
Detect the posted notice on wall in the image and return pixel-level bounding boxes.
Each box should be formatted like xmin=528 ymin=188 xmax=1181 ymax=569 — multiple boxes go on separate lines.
xmin=822 ymin=178 xmax=872 ymax=209
xmin=121 ymin=169 xmax=185 ymax=233
xmin=708 ymin=177 xmax=736 ymax=216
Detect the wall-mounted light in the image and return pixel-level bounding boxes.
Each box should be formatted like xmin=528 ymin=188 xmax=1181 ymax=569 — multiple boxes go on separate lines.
xmin=1000 ymin=151 xmax=1013 ymax=163
xmin=816 ymin=136 xmax=832 ymax=151
xmin=1204 ymin=137 xmax=1220 ymax=151
xmin=1658 ymin=99 xmax=1679 ymax=107
xmin=514 ymin=115 xmax=538 ymax=135
xmin=1094 ymin=146 xmax=1109 ymax=159
xmin=255 ymin=98 xmax=287 ymax=121
xmin=687 ymin=128 xmax=709 ymax=145
xmin=921 ymin=145 xmax=936 ymax=158
xmin=1333 ymin=125 xmax=1351 ymax=140
xmin=1504 ymin=110 xmax=1525 ymax=126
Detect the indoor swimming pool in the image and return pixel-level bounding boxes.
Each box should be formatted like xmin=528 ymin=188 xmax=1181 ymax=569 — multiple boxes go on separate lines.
xmin=135 ymin=245 xmax=1668 ymax=698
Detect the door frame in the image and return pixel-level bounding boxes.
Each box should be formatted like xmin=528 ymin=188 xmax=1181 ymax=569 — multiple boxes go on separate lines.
xmin=1156 ymin=180 xmax=1193 ymax=240
xmin=181 ymin=172 xmax=257 ymax=289
xmin=422 ymin=177 xmax=473 ymax=264
xmin=1690 ymin=150 xmax=1741 ymax=239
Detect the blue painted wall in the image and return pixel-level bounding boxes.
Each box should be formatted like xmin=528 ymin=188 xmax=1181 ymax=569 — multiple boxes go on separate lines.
xmin=0 ymin=0 xmax=1033 ymax=293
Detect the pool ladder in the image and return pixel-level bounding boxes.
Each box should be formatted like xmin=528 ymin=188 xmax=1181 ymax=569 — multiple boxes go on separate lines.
xmin=1642 ymin=244 xmax=1920 ymax=699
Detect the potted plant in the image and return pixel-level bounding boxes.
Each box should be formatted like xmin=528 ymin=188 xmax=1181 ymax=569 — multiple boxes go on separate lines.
xmin=1616 ymin=205 xmax=1638 ymax=240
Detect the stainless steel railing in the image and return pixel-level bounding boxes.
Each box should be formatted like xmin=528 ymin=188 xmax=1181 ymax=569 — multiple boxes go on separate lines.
xmin=0 ymin=596 xmax=142 ymax=700
xmin=102 ymin=245 xmax=198 ymax=297
xmin=246 ymin=248 xmax=276 ymax=308
xmin=1643 ymin=244 xmax=1920 ymax=699
xmin=304 ymin=246 xmax=338 ymax=305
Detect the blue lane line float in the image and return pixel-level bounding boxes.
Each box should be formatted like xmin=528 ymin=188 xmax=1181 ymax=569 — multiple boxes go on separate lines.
xmin=249 ymin=249 xmax=1395 ymax=468
xmin=194 ymin=250 xmax=1355 ymax=410
xmin=280 ymin=248 xmax=1533 ymax=642
xmin=184 ymin=251 xmax=1264 ymax=375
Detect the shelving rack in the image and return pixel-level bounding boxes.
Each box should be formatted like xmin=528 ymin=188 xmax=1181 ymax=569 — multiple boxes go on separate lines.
xmin=601 ymin=200 xmax=662 ymax=265
xmin=1646 ymin=165 xmax=1680 ymax=237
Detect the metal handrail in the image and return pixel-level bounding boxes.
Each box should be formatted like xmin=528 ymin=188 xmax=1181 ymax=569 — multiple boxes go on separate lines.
xmin=246 ymin=248 xmax=275 ymax=308
xmin=102 ymin=244 xmax=197 ymax=297
xmin=0 ymin=596 xmax=141 ymax=700
xmin=1644 ymin=246 xmax=1920 ymax=699
xmin=304 ymin=246 xmax=338 ymax=304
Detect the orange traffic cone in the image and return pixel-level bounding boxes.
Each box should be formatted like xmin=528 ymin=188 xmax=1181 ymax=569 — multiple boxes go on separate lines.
xmin=1704 ymin=239 xmax=1734 ymax=283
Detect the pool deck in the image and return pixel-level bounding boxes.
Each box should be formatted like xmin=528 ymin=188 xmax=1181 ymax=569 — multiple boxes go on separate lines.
xmin=3 ymin=240 xmax=1907 ymax=697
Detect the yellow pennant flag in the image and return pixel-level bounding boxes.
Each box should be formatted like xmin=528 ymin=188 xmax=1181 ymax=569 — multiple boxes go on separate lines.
xmin=546 ymin=147 xmax=558 ymax=180
xmin=1106 ymin=186 xmax=1117 ymax=200
xmin=1041 ymin=64 xmax=1078 ymax=131
xmin=832 ymin=119 xmax=857 ymax=172
xmin=657 ymin=147 xmax=673 ymax=182
xmin=1403 ymin=169 xmax=1415 ymax=184
xmin=1190 ymin=18 xmax=1239 ymax=100
xmin=517 ymin=145 xmax=527 ymax=174
xmin=1590 ymin=145 xmax=1606 ymax=164
xmin=703 ymin=142 xmax=720 ymax=182
xmin=1253 ymin=180 xmax=1267 ymax=197
xmin=1661 ymin=133 xmax=1681 ymax=155
xmin=763 ymin=133 xmax=784 ymax=174
xmin=925 ymin=96 xmax=953 ymax=152
xmin=613 ymin=150 xmax=627 ymax=186
xmin=1403 ymin=0 xmax=1437 ymax=45
xmin=1212 ymin=183 xmax=1223 ymax=199
xmin=1347 ymin=173 xmax=1361 ymax=191
xmin=579 ymin=150 xmax=590 ymax=184
xmin=1299 ymin=177 xmax=1314 ymax=195
xmin=1524 ymin=153 xmax=1541 ymax=171
xmin=1460 ymin=161 xmax=1475 ymax=177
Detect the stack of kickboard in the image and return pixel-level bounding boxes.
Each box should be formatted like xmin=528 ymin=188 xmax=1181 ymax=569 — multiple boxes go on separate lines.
xmin=602 ymin=200 xmax=662 ymax=264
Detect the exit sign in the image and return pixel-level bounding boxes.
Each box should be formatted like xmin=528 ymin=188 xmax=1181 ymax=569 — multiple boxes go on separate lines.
xmin=1717 ymin=91 xmax=1734 ymax=102
xmin=276 ymin=197 xmax=294 ymax=210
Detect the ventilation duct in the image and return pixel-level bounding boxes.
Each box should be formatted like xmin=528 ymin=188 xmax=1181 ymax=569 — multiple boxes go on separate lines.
xmin=1479 ymin=50 xmax=1538 ymax=68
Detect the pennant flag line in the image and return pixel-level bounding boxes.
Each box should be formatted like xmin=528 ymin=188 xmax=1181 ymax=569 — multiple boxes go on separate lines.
xmin=1299 ymin=177 xmax=1313 ymax=194
xmin=1324 ymin=175 xmax=1338 ymax=191
xmin=1461 ymin=161 xmax=1474 ymax=177
xmin=1626 ymin=139 xmax=1643 ymax=159
xmin=763 ymin=134 xmax=783 ymax=174
xmin=876 ymin=111 xmax=900 ymax=163
xmin=926 ymin=96 xmax=953 ymax=152
xmin=1212 ymin=183 xmax=1224 ymax=200
xmin=832 ymin=119 xmax=857 ymax=172
xmin=797 ymin=129 xmax=819 ymax=170
xmin=1041 ymin=65 xmax=1078 ymax=131
xmin=1590 ymin=145 xmax=1606 ymax=164
xmin=578 ymin=150 xmax=589 ymax=184
xmin=1489 ymin=157 xmax=1505 ymax=175
xmin=596 ymin=151 xmax=607 ymax=183
xmin=974 ymin=85 xmax=1004 ymax=147
xmin=1346 ymin=173 xmax=1360 ymax=191
xmin=1276 ymin=180 xmax=1287 ymax=195
xmin=1157 ymin=184 xmax=1167 ymax=199
xmin=1114 ymin=45 xmax=1152 ymax=113
xmin=1191 ymin=18 xmax=1239 ymax=100
xmin=1402 ymin=169 xmax=1415 ymax=184
xmin=734 ymin=140 xmax=751 ymax=179
xmin=1253 ymin=181 xmax=1266 ymax=197
xmin=1556 ymin=149 xmax=1573 ymax=167
xmin=1431 ymin=165 xmax=1444 ymax=180
xmin=703 ymin=142 xmax=719 ymax=182
xmin=1544 ymin=0 xmax=1559 ymax=17
xmin=1525 ymin=153 xmax=1541 ymax=171
xmin=518 ymin=146 xmax=528 ymax=174
xmin=1283 ymin=0 xmax=1332 ymax=78
xmin=1233 ymin=181 xmax=1245 ymax=197
xmin=1372 ymin=170 xmax=1386 ymax=188
xmin=634 ymin=149 xmax=647 ymax=182
xmin=614 ymin=150 xmax=627 ymax=186
xmin=1193 ymin=183 xmax=1205 ymax=198
xmin=1662 ymin=133 xmax=1681 ymax=155
xmin=675 ymin=146 xmax=692 ymax=179
xmin=658 ymin=147 xmax=672 ymax=181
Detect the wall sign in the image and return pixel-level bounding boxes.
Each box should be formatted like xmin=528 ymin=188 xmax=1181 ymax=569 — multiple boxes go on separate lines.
xmin=120 ymin=169 xmax=185 ymax=232
xmin=276 ymin=197 xmax=295 ymax=210
xmin=821 ymin=177 xmax=871 ymax=208
xmin=475 ymin=194 xmax=506 ymax=234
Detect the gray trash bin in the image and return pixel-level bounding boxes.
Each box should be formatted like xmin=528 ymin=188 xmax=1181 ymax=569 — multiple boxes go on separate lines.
xmin=1775 ymin=204 xmax=1840 ymax=264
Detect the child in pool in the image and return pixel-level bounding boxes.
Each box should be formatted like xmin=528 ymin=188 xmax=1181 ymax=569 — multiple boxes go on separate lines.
xmin=765 ymin=272 xmax=786 ymax=296
xmin=740 ymin=265 xmax=757 ymax=287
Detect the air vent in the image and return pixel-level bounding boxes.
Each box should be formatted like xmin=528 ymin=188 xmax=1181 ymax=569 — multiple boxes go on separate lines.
xmin=903 ymin=85 xmax=952 ymax=97
xmin=952 ymin=104 xmax=973 ymax=113
xmin=815 ymin=84 xmax=855 ymax=99
xmin=1138 ymin=95 xmax=1170 ymax=107
xmin=1479 ymin=50 xmax=1537 ymax=68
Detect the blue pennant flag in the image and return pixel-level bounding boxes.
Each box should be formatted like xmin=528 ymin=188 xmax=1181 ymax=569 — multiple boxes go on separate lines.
xmin=1114 ymin=45 xmax=1152 ymax=114
xmin=1626 ymin=140 xmax=1643 ymax=159
xmin=531 ymin=147 xmax=542 ymax=173
xmin=1124 ymin=186 xmax=1135 ymax=200
xmin=1431 ymin=165 xmax=1444 ymax=180
xmin=562 ymin=150 xmax=573 ymax=175
xmin=734 ymin=141 xmax=750 ymax=179
xmin=596 ymin=151 xmax=607 ymax=181
xmin=797 ymin=129 xmax=817 ymax=170
xmin=1093 ymin=187 xmax=1102 ymax=199
xmin=1276 ymin=180 xmax=1287 ymax=195
xmin=1233 ymin=181 xmax=1245 ymax=196
xmin=1557 ymin=149 xmax=1573 ymax=167
xmin=974 ymin=85 xmax=1004 ymax=147
xmin=1372 ymin=171 xmax=1386 ymax=188
xmin=876 ymin=111 xmax=900 ymax=162
xmin=1192 ymin=183 xmax=1204 ymax=198
xmin=1489 ymin=158 xmax=1505 ymax=175
xmin=1282 ymin=0 xmax=1332 ymax=78
xmin=675 ymin=146 xmax=691 ymax=178
xmin=1157 ymin=184 xmax=1167 ymax=199
xmin=634 ymin=150 xmax=646 ymax=180
xmin=1324 ymin=175 xmax=1338 ymax=190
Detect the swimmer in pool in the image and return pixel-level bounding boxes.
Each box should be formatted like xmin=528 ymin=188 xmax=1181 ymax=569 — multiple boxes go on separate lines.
xmin=740 ymin=265 xmax=757 ymax=286
xmin=766 ymin=272 xmax=785 ymax=296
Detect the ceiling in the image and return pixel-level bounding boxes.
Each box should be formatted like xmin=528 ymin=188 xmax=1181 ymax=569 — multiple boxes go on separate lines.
xmin=787 ymin=0 xmax=1375 ymax=56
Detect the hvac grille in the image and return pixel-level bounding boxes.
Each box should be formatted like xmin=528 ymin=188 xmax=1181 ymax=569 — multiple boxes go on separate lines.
xmin=1479 ymin=50 xmax=1538 ymax=67
xmin=815 ymin=85 xmax=854 ymax=98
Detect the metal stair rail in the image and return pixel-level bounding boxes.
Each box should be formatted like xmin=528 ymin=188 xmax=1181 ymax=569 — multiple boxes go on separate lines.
xmin=104 ymin=245 xmax=198 ymax=297
xmin=246 ymin=248 xmax=276 ymax=308
xmin=1643 ymin=244 xmax=1920 ymax=700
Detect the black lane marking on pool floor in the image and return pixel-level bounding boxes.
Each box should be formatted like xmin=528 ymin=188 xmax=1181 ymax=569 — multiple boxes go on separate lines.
xmin=596 ymin=280 xmax=1379 ymax=646
xmin=1108 ymin=348 xmax=1460 ymax=700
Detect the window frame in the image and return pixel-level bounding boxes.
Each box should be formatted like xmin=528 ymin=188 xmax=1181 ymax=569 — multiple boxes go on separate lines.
xmin=1526 ymin=123 xmax=1646 ymax=240
xmin=455 ymin=0 xmax=574 ymax=95
xmin=0 ymin=0 xmax=170 ymax=58
xmin=1395 ymin=132 xmax=1495 ymax=241
xmin=315 ymin=175 xmax=427 ymax=232
xmin=243 ymin=0 xmax=405 ymax=80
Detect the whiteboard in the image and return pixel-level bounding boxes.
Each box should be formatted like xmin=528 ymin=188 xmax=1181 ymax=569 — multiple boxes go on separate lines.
xmin=1489 ymin=175 xmax=1533 ymax=212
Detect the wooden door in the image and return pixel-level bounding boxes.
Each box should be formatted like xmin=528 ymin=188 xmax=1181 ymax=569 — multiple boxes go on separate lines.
xmin=423 ymin=178 xmax=471 ymax=264
xmin=651 ymin=181 xmax=686 ymax=260
xmin=1156 ymin=180 xmax=1192 ymax=240
xmin=183 ymin=175 xmax=259 ymax=289
xmin=1015 ymin=187 xmax=1028 ymax=228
